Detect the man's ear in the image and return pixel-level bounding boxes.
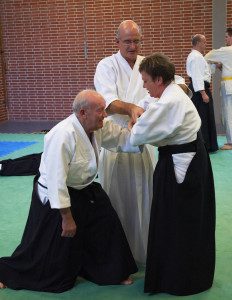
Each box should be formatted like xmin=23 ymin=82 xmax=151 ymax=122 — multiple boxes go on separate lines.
xmin=115 ymin=38 xmax=119 ymax=44
xmin=79 ymin=108 xmax=86 ymax=118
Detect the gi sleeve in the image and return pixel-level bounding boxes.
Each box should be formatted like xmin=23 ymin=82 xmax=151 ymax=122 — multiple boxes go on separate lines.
xmin=130 ymin=100 xmax=186 ymax=146
xmin=94 ymin=60 xmax=119 ymax=107
xmin=99 ymin=119 xmax=141 ymax=152
xmin=43 ymin=129 xmax=75 ymax=209
xmin=205 ymin=48 xmax=225 ymax=63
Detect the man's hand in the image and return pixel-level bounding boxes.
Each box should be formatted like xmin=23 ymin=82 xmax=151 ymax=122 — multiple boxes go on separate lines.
xmin=127 ymin=103 xmax=144 ymax=129
xmin=106 ymin=100 xmax=144 ymax=129
xmin=60 ymin=207 xmax=77 ymax=238
xmin=215 ymin=62 xmax=222 ymax=71
xmin=200 ymin=90 xmax=209 ymax=103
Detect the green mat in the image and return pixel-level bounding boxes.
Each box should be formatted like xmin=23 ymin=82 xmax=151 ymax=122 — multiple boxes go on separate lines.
xmin=0 ymin=134 xmax=231 ymax=300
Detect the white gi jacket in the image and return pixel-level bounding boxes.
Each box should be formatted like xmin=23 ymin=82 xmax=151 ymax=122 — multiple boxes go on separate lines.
xmin=205 ymin=46 xmax=232 ymax=94
xmin=131 ymin=83 xmax=201 ymax=183
xmin=186 ymin=49 xmax=211 ymax=92
xmin=38 ymin=114 xmax=139 ymax=209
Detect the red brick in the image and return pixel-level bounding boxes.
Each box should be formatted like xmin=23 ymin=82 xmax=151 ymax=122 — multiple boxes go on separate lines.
xmin=0 ymin=0 xmax=230 ymax=120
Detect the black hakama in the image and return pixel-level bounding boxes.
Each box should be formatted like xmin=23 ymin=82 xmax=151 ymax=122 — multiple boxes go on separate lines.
xmin=189 ymin=80 xmax=218 ymax=152
xmin=144 ymin=135 xmax=216 ymax=296
xmin=0 ymin=153 xmax=42 ymax=176
xmin=0 ymin=176 xmax=137 ymax=293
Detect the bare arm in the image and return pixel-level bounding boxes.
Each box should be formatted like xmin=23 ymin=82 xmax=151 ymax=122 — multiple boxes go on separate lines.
xmin=107 ymin=100 xmax=144 ymax=128
xmin=60 ymin=207 xmax=77 ymax=238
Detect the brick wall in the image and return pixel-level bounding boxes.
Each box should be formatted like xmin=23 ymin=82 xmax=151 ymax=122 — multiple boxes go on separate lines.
xmin=228 ymin=0 xmax=232 ymax=27
xmin=0 ymin=0 xmax=224 ymax=121
xmin=0 ymin=24 xmax=8 ymax=121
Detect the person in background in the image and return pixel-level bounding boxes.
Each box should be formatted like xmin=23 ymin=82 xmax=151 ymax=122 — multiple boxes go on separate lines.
xmin=130 ymin=53 xmax=216 ymax=296
xmin=0 ymin=90 xmax=138 ymax=292
xmin=186 ymin=34 xmax=218 ymax=153
xmin=205 ymin=27 xmax=232 ymax=150
xmin=94 ymin=20 xmax=156 ymax=265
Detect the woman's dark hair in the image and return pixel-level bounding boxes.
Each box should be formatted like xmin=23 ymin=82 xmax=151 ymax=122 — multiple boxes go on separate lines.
xmin=139 ymin=53 xmax=175 ymax=84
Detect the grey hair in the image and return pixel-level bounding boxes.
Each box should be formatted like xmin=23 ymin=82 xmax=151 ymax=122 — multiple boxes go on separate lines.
xmin=72 ymin=89 xmax=97 ymax=112
xmin=116 ymin=20 xmax=142 ymax=39
xmin=192 ymin=34 xmax=204 ymax=46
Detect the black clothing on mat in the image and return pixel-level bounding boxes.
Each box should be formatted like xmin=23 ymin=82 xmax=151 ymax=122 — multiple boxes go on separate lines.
xmin=0 ymin=153 xmax=42 ymax=176
xmin=0 ymin=175 xmax=137 ymax=293
xmin=188 ymin=79 xmax=218 ymax=152
xmin=144 ymin=134 xmax=216 ymax=296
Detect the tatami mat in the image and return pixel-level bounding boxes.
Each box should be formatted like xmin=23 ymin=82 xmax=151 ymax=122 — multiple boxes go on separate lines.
xmin=0 ymin=135 xmax=231 ymax=300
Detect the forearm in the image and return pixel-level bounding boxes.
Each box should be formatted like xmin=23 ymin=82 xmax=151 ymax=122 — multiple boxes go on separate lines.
xmin=106 ymin=100 xmax=135 ymax=116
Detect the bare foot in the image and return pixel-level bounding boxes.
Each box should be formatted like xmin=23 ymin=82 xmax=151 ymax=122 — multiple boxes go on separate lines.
xmin=0 ymin=282 xmax=6 ymax=289
xmin=121 ymin=277 xmax=133 ymax=285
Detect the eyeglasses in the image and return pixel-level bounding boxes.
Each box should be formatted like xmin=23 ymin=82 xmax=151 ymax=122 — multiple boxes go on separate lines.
xmin=119 ymin=39 xmax=142 ymax=46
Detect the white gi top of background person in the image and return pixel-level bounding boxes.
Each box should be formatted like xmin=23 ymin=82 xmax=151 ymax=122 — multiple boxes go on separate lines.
xmin=186 ymin=49 xmax=211 ymax=92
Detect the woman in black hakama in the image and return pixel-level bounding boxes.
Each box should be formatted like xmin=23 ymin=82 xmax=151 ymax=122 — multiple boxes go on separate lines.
xmin=144 ymin=135 xmax=216 ymax=296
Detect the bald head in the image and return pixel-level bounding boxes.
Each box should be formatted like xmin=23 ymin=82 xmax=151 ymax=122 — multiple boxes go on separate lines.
xmin=115 ymin=20 xmax=142 ymax=67
xmin=191 ymin=34 xmax=206 ymax=54
xmin=73 ymin=89 xmax=104 ymax=113
xmin=192 ymin=34 xmax=205 ymax=46
xmin=73 ymin=89 xmax=107 ymax=134
xmin=116 ymin=20 xmax=141 ymax=39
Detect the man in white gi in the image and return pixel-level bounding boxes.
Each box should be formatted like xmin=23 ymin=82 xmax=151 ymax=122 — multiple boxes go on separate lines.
xmin=186 ymin=34 xmax=218 ymax=152
xmin=0 ymin=90 xmax=138 ymax=292
xmin=94 ymin=20 xmax=156 ymax=265
xmin=205 ymin=27 xmax=232 ymax=150
xmin=130 ymin=53 xmax=216 ymax=296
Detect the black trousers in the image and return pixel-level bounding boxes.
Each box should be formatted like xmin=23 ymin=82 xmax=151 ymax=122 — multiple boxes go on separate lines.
xmin=188 ymin=79 xmax=218 ymax=152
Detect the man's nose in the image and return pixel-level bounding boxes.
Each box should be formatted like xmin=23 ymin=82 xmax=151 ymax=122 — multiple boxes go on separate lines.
xmin=129 ymin=42 xmax=137 ymax=49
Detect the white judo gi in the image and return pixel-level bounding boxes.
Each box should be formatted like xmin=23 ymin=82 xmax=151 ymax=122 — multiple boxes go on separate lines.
xmin=205 ymin=46 xmax=232 ymax=143
xmin=94 ymin=51 xmax=156 ymax=264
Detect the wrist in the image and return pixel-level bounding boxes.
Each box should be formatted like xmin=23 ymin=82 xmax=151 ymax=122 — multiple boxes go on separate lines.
xmin=60 ymin=207 xmax=72 ymax=219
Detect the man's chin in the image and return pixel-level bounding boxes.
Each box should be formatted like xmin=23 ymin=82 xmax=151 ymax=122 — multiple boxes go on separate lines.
xmin=127 ymin=53 xmax=137 ymax=59
xmin=98 ymin=121 xmax=104 ymax=129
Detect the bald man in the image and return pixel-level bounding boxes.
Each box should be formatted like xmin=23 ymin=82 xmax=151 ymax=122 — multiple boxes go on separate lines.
xmin=186 ymin=34 xmax=218 ymax=153
xmin=94 ymin=20 xmax=156 ymax=265
xmin=0 ymin=90 xmax=138 ymax=292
